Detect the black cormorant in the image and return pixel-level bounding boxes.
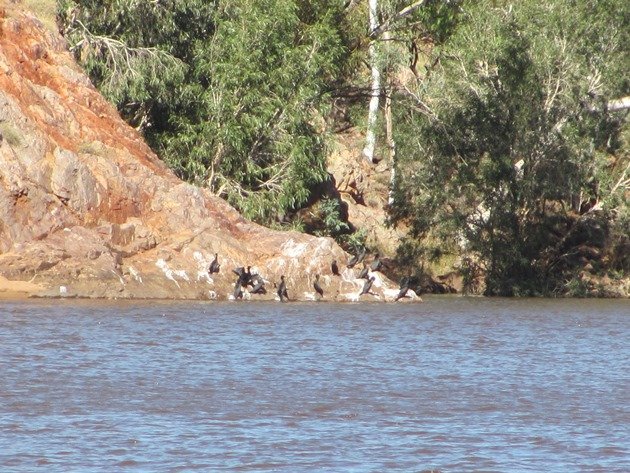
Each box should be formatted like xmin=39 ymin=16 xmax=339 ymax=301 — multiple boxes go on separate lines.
xmin=347 ymin=247 xmax=366 ymax=268
xmin=331 ymin=260 xmax=340 ymax=276
xmin=360 ymin=276 xmax=375 ymax=296
xmin=358 ymin=247 xmax=366 ymax=264
xmin=277 ymin=275 xmax=289 ymax=302
xmin=209 ymin=253 xmax=220 ymax=274
xmin=395 ymin=276 xmax=410 ymax=302
xmin=233 ymin=280 xmax=243 ymax=300
xmin=313 ymin=274 xmax=323 ymax=298
xmin=370 ymin=254 xmax=382 ymax=272
xmin=237 ymin=266 xmax=252 ymax=287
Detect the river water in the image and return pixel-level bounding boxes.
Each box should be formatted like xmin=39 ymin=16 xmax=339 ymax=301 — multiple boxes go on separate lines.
xmin=0 ymin=297 xmax=628 ymax=472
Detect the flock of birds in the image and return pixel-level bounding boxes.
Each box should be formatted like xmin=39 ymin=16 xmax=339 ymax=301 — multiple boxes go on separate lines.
xmin=207 ymin=247 xmax=412 ymax=302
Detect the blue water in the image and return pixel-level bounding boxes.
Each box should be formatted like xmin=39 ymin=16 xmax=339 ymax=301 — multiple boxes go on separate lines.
xmin=0 ymin=297 xmax=628 ymax=472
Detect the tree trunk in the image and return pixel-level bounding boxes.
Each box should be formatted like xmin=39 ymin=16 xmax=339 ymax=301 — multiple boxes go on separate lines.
xmin=363 ymin=0 xmax=380 ymax=164
xmin=587 ymin=95 xmax=630 ymax=113
xmin=384 ymin=55 xmax=396 ymax=205
xmin=607 ymin=95 xmax=630 ymax=112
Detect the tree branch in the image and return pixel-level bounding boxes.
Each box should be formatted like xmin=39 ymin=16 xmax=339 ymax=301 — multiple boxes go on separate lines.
xmin=370 ymin=0 xmax=429 ymax=39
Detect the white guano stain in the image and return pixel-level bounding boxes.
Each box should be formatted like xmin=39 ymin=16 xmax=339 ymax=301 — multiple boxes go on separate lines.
xmin=128 ymin=266 xmax=143 ymax=283
xmin=173 ymin=269 xmax=189 ymax=282
xmin=281 ymin=238 xmax=308 ymax=258
xmin=370 ymin=272 xmax=386 ymax=288
xmin=382 ymin=288 xmax=399 ymax=300
xmin=155 ymin=259 xmax=181 ymax=288
xmin=193 ymin=251 xmax=214 ymax=284
xmin=341 ymin=292 xmax=360 ymax=302
xmin=197 ymin=271 xmax=213 ymax=284
xmin=110 ymin=269 xmax=125 ymax=285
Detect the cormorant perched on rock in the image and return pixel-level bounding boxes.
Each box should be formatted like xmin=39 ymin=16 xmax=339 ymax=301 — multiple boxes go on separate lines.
xmin=370 ymin=254 xmax=382 ymax=272
xmin=235 ymin=266 xmax=251 ymax=287
xmin=358 ymin=264 xmax=369 ymax=280
xmin=395 ymin=276 xmax=410 ymax=302
xmin=208 ymin=253 xmax=220 ymax=274
xmin=347 ymin=247 xmax=366 ymax=268
xmin=360 ymin=276 xmax=375 ymax=296
xmin=233 ymin=280 xmax=243 ymax=300
xmin=277 ymin=275 xmax=289 ymax=302
xmin=331 ymin=260 xmax=340 ymax=276
xmin=358 ymin=248 xmax=367 ymax=264
xmin=347 ymin=255 xmax=357 ymax=268
xmin=250 ymin=274 xmax=266 ymax=294
xmin=313 ymin=274 xmax=323 ymax=298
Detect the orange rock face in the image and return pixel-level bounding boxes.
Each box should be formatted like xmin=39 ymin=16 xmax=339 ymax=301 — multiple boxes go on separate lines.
xmin=0 ymin=7 xmax=410 ymax=301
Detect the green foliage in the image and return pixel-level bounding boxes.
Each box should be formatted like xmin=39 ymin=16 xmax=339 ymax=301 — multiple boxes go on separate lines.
xmin=163 ymin=0 xmax=340 ymax=221
xmin=379 ymin=0 xmax=462 ymax=44
xmin=315 ymin=197 xmax=350 ymax=237
xmin=338 ymin=227 xmax=367 ymax=253
xmin=562 ymin=275 xmax=594 ymax=298
xmin=58 ymin=0 xmax=347 ymax=225
xmin=57 ymin=0 xmax=199 ymax=132
xmin=391 ymin=0 xmax=629 ymax=295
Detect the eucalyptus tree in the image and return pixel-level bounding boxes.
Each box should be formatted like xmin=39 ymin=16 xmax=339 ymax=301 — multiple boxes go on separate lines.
xmin=58 ymin=0 xmax=347 ymax=224
xmin=390 ymin=0 xmax=629 ymax=295
xmin=57 ymin=0 xmax=216 ymax=135
xmin=362 ymin=0 xmax=439 ymax=164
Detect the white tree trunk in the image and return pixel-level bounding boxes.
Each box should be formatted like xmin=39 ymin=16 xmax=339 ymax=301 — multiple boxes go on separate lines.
xmin=607 ymin=95 xmax=630 ymax=112
xmin=383 ymin=29 xmax=396 ymax=205
xmin=384 ymin=86 xmax=396 ymax=205
xmin=587 ymin=95 xmax=630 ymax=113
xmin=363 ymin=0 xmax=380 ymax=164
xmin=364 ymin=0 xmax=431 ymax=165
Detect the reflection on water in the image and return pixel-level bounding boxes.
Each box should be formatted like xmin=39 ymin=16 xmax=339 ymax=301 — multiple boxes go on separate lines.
xmin=0 ymin=297 xmax=628 ymax=472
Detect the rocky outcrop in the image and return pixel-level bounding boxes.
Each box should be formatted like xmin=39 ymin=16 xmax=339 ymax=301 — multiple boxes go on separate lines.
xmin=327 ymin=128 xmax=407 ymax=256
xmin=0 ymin=6 xmax=417 ymax=302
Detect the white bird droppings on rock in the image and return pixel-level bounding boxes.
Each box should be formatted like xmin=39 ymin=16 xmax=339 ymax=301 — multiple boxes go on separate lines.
xmin=281 ymin=238 xmax=308 ymax=258
xmin=110 ymin=269 xmax=125 ymax=285
xmin=156 ymin=258 xmax=180 ymax=288
xmin=173 ymin=269 xmax=189 ymax=282
xmin=383 ymin=288 xmax=399 ymax=300
xmin=197 ymin=271 xmax=213 ymax=284
xmin=371 ymin=272 xmax=386 ymax=288
xmin=128 ymin=266 xmax=143 ymax=283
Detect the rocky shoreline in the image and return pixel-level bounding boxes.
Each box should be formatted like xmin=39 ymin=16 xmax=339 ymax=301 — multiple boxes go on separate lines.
xmin=0 ymin=7 xmax=418 ymax=302
xmin=1 ymin=5 xmax=625 ymax=301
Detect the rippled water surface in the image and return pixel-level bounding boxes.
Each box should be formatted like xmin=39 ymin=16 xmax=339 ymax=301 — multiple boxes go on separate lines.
xmin=1 ymin=297 xmax=628 ymax=472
